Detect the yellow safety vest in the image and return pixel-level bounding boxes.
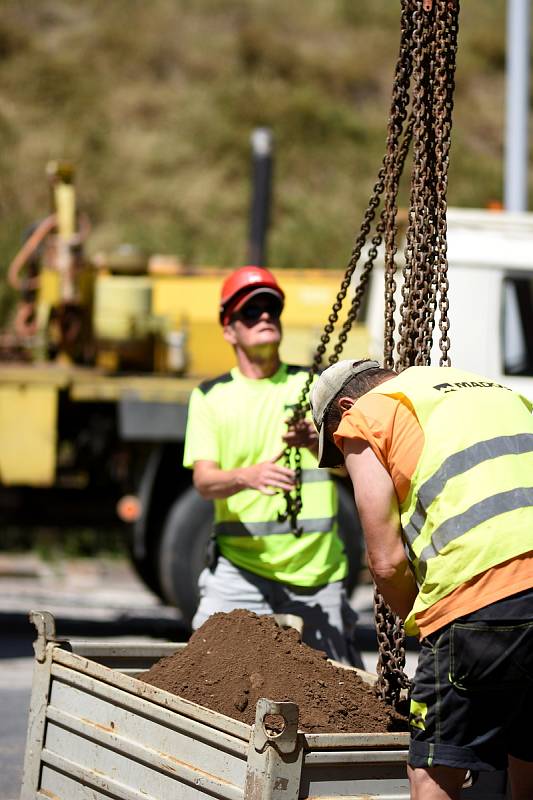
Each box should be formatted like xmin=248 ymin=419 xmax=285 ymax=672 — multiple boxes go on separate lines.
xmin=369 ymin=367 xmax=533 ymax=635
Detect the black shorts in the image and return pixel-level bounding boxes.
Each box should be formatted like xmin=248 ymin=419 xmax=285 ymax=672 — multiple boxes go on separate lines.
xmin=409 ymin=588 xmax=533 ymax=772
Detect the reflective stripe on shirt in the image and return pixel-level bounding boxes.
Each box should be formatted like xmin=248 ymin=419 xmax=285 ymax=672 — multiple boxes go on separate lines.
xmin=215 ymin=517 xmax=335 ymax=537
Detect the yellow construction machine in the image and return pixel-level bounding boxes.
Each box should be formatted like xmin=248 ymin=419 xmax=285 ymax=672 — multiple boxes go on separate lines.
xmin=0 ymin=161 xmax=368 ymax=623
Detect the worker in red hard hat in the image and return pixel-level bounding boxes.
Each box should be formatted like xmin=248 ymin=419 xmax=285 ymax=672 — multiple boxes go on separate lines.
xmin=183 ymin=266 xmax=361 ymax=665
xmin=218 ymin=265 xmax=285 ymax=326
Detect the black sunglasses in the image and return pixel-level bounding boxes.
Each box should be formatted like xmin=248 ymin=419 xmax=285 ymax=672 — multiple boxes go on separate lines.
xmin=235 ymin=298 xmax=283 ymax=322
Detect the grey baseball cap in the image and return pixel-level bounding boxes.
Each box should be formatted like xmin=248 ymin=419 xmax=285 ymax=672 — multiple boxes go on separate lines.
xmin=310 ymin=359 xmax=380 ymax=468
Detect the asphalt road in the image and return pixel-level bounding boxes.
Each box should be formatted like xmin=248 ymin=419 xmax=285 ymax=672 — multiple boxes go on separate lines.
xmin=0 ymin=554 xmax=418 ymax=800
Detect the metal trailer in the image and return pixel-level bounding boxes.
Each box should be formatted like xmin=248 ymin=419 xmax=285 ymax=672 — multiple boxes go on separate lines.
xmin=21 ymin=611 xmax=508 ymax=800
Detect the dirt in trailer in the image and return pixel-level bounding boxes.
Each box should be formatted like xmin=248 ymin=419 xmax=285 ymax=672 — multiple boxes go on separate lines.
xmin=139 ymin=609 xmax=408 ymax=733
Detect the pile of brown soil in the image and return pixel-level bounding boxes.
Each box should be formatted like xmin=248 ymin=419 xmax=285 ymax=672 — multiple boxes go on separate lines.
xmin=140 ymin=609 xmax=407 ymax=734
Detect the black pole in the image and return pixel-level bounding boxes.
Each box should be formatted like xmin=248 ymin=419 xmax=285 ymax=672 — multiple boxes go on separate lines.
xmin=248 ymin=127 xmax=273 ymax=266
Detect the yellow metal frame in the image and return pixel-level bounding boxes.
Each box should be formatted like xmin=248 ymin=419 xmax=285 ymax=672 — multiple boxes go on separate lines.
xmin=0 ymin=385 xmax=58 ymax=486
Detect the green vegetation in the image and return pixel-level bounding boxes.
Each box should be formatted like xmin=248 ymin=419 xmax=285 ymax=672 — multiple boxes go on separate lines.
xmin=0 ymin=0 xmax=527 ymax=319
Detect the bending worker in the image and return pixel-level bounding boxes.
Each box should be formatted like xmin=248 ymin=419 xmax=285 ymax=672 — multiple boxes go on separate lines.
xmin=183 ymin=266 xmax=359 ymax=664
xmin=309 ymin=359 xmax=533 ymax=800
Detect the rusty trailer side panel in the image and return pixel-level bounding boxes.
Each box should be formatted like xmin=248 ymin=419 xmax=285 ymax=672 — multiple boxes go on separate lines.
xmin=21 ymin=611 xmax=412 ymax=800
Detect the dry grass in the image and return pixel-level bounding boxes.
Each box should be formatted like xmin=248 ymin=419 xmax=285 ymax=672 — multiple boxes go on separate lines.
xmin=0 ymin=0 xmax=529 ymax=318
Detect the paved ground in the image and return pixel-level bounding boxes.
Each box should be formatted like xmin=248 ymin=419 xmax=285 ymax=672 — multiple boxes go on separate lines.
xmin=0 ymin=553 xmax=183 ymax=625
xmin=0 ymin=554 xmax=184 ymax=799
xmin=0 ymin=553 xmax=418 ymax=800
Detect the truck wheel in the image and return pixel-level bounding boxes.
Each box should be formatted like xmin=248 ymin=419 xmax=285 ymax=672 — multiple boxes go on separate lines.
xmin=130 ymin=444 xmax=190 ymax=601
xmin=158 ymin=487 xmax=213 ymax=625
xmin=158 ymin=481 xmax=363 ymax=625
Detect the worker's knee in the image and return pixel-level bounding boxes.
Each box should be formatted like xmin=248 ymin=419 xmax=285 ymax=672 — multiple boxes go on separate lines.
xmin=407 ymin=764 xmax=466 ymax=800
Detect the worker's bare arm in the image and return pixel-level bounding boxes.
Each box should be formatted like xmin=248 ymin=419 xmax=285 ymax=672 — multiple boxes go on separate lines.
xmin=193 ymin=458 xmax=296 ymax=499
xmin=344 ymin=438 xmax=417 ymax=621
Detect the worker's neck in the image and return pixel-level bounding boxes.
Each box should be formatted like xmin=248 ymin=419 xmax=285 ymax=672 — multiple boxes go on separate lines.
xmin=235 ymin=346 xmax=281 ymax=379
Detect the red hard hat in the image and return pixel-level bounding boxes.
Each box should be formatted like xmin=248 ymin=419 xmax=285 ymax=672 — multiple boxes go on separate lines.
xmin=219 ymin=266 xmax=285 ymax=325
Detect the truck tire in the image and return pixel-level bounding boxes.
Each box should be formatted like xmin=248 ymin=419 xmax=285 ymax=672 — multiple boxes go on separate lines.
xmin=158 ymin=481 xmax=363 ymax=627
xmin=130 ymin=444 xmax=190 ymax=600
xmin=158 ymin=487 xmax=213 ymax=624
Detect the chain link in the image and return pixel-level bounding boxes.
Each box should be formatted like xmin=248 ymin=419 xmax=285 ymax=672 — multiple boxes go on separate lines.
xmin=277 ymin=161 xmax=390 ymax=532
xmin=278 ymin=0 xmax=459 ymax=707
xmin=379 ymin=0 xmax=459 ymax=704
xmin=434 ymin=0 xmax=458 ymax=366
xmin=373 ymin=588 xmax=412 ymax=706
xmin=279 ymin=0 xmax=417 ymax=530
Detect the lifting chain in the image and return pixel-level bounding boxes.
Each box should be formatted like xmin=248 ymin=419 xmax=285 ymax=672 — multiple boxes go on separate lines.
xmin=278 ymin=0 xmax=416 ymax=533
xmin=373 ymin=589 xmax=412 ymax=707
xmin=377 ymin=0 xmax=458 ymax=707
xmin=395 ymin=0 xmax=457 ymax=370
xmin=278 ymin=0 xmax=459 ymax=707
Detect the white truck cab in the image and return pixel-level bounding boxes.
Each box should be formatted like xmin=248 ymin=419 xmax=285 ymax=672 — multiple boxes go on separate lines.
xmin=366 ymin=207 xmax=533 ymax=400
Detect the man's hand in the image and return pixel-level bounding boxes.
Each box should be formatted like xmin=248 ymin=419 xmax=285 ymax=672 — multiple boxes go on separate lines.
xmin=282 ymin=418 xmax=319 ymax=454
xmin=193 ymin=457 xmax=295 ymax=499
xmin=240 ymin=455 xmax=296 ymax=495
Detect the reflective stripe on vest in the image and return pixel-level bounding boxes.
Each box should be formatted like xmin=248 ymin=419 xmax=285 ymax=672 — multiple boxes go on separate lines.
xmin=215 ymin=516 xmax=335 ymax=537
xmin=403 ymin=433 xmax=533 ymax=551
xmin=418 ymin=486 xmax=533 ymax=564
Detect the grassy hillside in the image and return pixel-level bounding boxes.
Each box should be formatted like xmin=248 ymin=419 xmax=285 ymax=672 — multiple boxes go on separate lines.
xmin=0 ymin=0 xmax=527 ymax=319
